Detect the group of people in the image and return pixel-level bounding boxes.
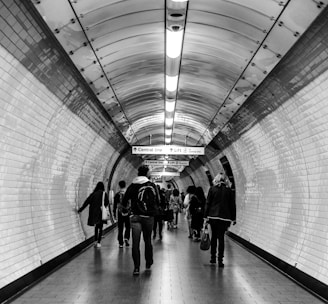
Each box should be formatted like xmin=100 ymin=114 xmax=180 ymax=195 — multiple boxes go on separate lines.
xmin=78 ymin=165 xmax=236 ymax=275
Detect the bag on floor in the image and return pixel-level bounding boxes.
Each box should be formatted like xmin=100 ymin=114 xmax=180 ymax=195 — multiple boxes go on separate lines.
xmin=200 ymin=222 xmax=211 ymax=251
xmin=102 ymin=192 xmax=110 ymax=221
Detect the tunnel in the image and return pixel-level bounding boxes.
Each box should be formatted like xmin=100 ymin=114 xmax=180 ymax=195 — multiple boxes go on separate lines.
xmin=1 ymin=0 xmax=328 ymax=302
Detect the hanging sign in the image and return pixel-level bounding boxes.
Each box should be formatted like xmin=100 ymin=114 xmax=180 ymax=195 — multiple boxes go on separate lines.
xmin=144 ymin=160 xmax=189 ymax=166
xmin=132 ymin=145 xmax=204 ymax=155
xmin=150 ymin=172 xmax=180 ymax=177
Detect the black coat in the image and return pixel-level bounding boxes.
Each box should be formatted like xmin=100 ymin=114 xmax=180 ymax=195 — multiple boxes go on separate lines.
xmin=79 ymin=190 xmax=109 ymax=226
xmin=204 ymin=184 xmax=236 ymax=222
xmin=189 ymin=195 xmax=203 ymax=230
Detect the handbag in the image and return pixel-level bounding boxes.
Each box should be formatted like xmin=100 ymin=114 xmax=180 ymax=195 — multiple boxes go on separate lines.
xmin=102 ymin=192 xmax=110 ymax=221
xmin=200 ymin=221 xmax=211 ymax=251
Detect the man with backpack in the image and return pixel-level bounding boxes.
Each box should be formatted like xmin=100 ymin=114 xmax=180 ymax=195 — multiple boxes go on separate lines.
xmin=113 ymin=180 xmax=130 ymax=248
xmin=122 ymin=165 xmax=160 ymax=275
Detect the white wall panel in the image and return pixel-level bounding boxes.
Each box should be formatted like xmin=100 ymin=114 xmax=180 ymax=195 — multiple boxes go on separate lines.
xmin=227 ymin=69 xmax=328 ymax=285
xmin=0 ymin=46 xmax=119 ymax=288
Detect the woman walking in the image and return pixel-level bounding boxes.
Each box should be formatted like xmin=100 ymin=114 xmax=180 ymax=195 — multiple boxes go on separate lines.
xmin=78 ymin=182 xmax=111 ymax=248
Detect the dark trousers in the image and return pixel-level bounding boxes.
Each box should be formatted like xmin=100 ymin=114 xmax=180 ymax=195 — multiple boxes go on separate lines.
xmin=117 ymin=213 xmax=130 ymax=245
xmin=130 ymin=215 xmax=154 ymax=268
xmin=209 ymin=219 xmax=229 ymax=261
xmin=153 ymin=215 xmax=163 ymax=237
xmin=94 ymin=222 xmax=103 ymax=243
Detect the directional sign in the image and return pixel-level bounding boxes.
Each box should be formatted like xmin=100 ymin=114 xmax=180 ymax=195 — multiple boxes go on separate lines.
xmin=150 ymin=172 xmax=180 ymax=176
xmin=144 ymin=160 xmax=189 ymax=166
xmin=132 ymin=145 xmax=204 ymax=155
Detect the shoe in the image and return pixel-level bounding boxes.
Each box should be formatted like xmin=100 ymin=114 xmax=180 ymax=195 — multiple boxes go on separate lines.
xmin=188 ymin=235 xmax=193 ymax=239
xmin=145 ymin=262 xmax=153 ymax=270
xmin=210 ymin=259 xmax=216 ymax=265
xmin=96 ymin=243 xmax=101 ymax=248
xmin=153 ymin=234 xmax=156 ymax=239
xmin=124 ymin=239 xmax=130 ymax=247
xmin=218 ymin=262 xmax=224 ymax=268
xmin=119 ymin=244 xmax=123 ymax=248
xmin=133 ymin=268 xmax=140 ymax=275
xmin=159 ymin=234 xmax=162 ymax=240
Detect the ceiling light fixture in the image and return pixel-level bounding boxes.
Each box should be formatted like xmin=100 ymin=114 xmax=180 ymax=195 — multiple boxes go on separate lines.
xmin=166 ymin=29 xmax=184 ymax=59
xmin=165 ymin=129 xmax=173 ymax=136
xmin=166 ymin=100 xmax=176 ymax=112
xmin=166 ymin=75 xmax=178 ymax=92
xmin=165 ymin=117 xmax=174 ymax=127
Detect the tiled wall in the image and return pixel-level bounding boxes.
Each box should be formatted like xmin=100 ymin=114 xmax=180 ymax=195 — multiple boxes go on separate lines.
xmin=223 ymin=69 xmax=328 ymax=285
xmin=0 ymin=44 xmax=120 ymax=289
xmin=0 ymin=1 xmax=124 ymax=290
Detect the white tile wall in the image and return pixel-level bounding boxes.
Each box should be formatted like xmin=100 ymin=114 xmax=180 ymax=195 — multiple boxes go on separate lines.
xmin=224 ymin=69 xmax=328 ymax=285
xmin=0 ymin=46 xmax=119 ymax=289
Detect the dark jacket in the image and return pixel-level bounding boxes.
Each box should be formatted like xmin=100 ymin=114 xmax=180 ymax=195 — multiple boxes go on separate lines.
xmin=113 ymin=189 xmax=128 ymax=216
xmin=79 ymin=190 xmax=109 ymax=226
xmin=189 ymin=194 xmax=203 ymax=230
xmin=204 ymin=183 xmax=236 ymax=222
xmin=122 ymin=176 xmax=160 ymax=216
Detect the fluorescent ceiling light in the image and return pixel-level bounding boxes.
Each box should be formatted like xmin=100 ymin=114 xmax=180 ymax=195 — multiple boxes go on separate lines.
xmin=166 ymin=100 xmax=176 ymax=112
xmin=166 ymin=75 xmax=178 ymax=92
xmin=165 ymin=117 xmax=174 ymax=126
xmin=165 ymin=129 xmax=172 ymax=136
xmin=166 ymin=29 xmax=184 ymax=59
xmin=165 ymin=138 xmax=171 ymax=144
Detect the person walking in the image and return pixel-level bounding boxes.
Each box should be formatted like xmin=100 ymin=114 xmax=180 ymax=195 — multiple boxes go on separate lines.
xmin=78 ymin=182 xmax=111 ymax=248
xmin=189 ymin=186 xmax=203 ymax=241
xmin=122 ymin=165 xmax=160 ymax=275
xmin=153 ymin=185 xmax=165 ymax=240
xmin=113 ymin=180 xmax=130 ymax=248
xmin=183 ymin=185 xmax=195 ymax=239
xmin=169 ymin=188 xmax=181 ymax=228
xmin=204 ymin=173 xmax=236 ymax=267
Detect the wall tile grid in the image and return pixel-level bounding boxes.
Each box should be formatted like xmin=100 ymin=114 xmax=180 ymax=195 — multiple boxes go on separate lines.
xmin=0 ymin=46 xmax=119 ymax=289
xmin=226 ymin=69 xmax=328 ymax=285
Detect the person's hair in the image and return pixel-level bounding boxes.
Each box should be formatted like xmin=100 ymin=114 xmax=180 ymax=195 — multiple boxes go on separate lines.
xmin=93 ymin=182 xmax=105 ymax=192
xmin=138 ymin=165 xmax=149 ymax=176
xmin=172 ymin=188 xmax=179 ymax=196
xmin=186 ymin=185 xmax=196 ymax=194
xmin=167 ymin=184 xmax=171 ymax=189
xmin=195 ymin=186 xmax=206 ymax=203
xmin=213 ymin=172 xmax=226 ymax=185
xmin=119 ymin=180 xmax=126 ymax=188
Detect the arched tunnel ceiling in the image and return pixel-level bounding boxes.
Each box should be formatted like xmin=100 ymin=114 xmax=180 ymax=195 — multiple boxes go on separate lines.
xmin=32 ymin=0 xmax=327 ymax=174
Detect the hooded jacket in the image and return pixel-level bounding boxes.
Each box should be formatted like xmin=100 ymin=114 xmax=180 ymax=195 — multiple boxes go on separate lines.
xmin=122 ymin=176 xmax=160 ymax=216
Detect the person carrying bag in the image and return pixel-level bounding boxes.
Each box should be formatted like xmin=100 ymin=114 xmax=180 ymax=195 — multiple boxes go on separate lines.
xmin=78 ymin=182 xmax=112 ymax=248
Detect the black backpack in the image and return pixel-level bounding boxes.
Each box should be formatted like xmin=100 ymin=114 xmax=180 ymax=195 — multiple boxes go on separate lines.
xmin=136 ymin=182 xmax=158 ymax=216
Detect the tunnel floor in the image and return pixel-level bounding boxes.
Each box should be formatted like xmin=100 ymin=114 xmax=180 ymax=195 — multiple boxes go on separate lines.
xmin=7 ymin=216 xmax=325 ymax=304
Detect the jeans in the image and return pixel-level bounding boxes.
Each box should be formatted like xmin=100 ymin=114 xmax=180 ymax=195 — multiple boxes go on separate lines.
xmin=209 ymin=219 xmax=230 ymax=262
xmin=153 ymin=215 xmax=163 ymax=237
xmin=130 ymin=215 xmax=154 ymax=268
xmin=94 ymin=222 xmax=103 ymax=243
xmin=117 ymin=213 xmax=130 ymax=245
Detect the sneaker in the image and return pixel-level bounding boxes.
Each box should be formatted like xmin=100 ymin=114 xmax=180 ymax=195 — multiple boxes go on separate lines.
xmin=119 ymin=244 xmax=124 ymax=248
xmin=145 ymin=262 xmax=152 ymax=271
xmin=133 ymin=268 xmax=140 ymax=276
xmin=96 ymin=243 xmax=101 ymax=248
xmin=124 ymin=239 xmax=130 ymax=247
xmin=210 ymin=259 xmax=216 ymax=265
xmin=218 ymin=262 xmax=224 ymax=268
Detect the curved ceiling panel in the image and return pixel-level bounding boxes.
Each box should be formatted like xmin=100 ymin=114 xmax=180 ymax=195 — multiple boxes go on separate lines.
xmin=32 ymin=0 xmax=327 ymax=174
